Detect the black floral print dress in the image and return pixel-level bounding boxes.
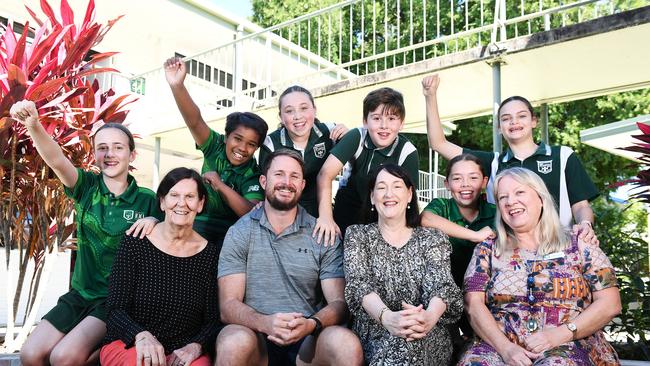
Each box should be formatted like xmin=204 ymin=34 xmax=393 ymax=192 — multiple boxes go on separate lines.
xmin=344 ymin=224 xmax=463 ymax=365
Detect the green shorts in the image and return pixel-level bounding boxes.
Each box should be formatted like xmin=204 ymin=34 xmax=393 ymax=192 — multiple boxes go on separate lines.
xmin=42 ymin=290 xmax=106 ymax=333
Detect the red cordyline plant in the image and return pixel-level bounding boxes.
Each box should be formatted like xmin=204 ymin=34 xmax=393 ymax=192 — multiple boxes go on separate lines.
xmin=0 ymin=0 xmax=134 ymax=351
xmin=619 ymin=121 xmax=650 ymax=203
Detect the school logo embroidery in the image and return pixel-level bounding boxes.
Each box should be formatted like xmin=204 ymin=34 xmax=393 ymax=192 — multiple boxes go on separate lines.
xmin=122 ymin=210 xmax=144 ymax=221
xmin=537 ymin=160 xmax=553 ymax=174
xmin=313 ymin=142 xmax=326 ymax=158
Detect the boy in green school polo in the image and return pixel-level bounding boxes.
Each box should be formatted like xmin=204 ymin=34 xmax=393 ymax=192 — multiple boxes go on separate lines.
xmin=315 ymin=87 xmax=419 ymax=243
xmin=196 ymin=124 xmax=266 ymax=242
xmin=165 ymin=57 xmax=268 ymax=246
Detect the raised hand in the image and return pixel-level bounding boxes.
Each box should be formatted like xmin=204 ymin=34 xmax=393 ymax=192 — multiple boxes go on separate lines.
xmin=10 ymin=100 xmax=39 ymax=128
xmin=164 ymin=57 xmax=187 ymax=87
xmin=421 ymin=74 xmax=440 ymax=97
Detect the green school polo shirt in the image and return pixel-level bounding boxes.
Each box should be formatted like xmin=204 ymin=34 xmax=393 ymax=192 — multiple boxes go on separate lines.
xmin=465 ymin=142 xmax=598 ymax=227
xmin=423 ymin=198 xmax=496 ymax=287
xmin=259 ymin=121 xmax=334 ymax=216
xmin=330 ymin=128 xmax=419 ymax=231
xmin=196 ymin=129 xmax=265 ymax=239
xmin=65 ymin=169 xmax=162 ymax=301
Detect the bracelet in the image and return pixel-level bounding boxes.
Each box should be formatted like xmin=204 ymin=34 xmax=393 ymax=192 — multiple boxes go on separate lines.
xmin=580 ymin=221 xmax=593 ymax=228
xmin=378 ymin=307 xmax=389 ymax=325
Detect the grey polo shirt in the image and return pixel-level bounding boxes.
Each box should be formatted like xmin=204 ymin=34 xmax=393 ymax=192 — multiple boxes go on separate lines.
xmin=218 ymin=205 xmax=344 ymax=317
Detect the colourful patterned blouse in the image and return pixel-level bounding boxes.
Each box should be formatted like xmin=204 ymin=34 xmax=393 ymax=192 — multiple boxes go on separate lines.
xmin=459 ymin=235 xmax=620 ymax=366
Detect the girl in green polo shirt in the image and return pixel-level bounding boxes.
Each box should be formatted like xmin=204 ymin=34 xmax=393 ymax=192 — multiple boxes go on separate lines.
xmin=10 ymin=101 xmax=162 ymax=366
xmin=314 ymin=87 xmax=419 ymax=244
xmin=164 ymin=57 xmax=268 ymax=245
xmin=420 ymin=153 xmax=496 ymax=362
xmin=259 ymin=85 xmax=348 ymax=217
xmin=422 ymin=74 xmax=599 ymax=245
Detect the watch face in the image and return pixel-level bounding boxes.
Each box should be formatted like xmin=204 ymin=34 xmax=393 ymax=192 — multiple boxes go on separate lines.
xmin=567 ymin=323 xmax=577 ymax=332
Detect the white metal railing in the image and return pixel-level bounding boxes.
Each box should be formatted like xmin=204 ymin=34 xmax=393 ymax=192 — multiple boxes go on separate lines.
xmin=418 ymin=170 xmax=450 ymax=204
xmin=129 ymin=0 xmax=648 ymax=123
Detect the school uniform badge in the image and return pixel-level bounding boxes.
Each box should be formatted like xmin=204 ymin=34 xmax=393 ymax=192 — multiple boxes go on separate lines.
xmin=537 ymin=160 xmax=552 ymax=174
xmin=313 ymin=142 xmax=326 ymax=158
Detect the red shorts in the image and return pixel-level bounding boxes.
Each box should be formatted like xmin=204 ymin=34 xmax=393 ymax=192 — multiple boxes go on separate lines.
xmin=100 ymin=340 xmax=211 ymax=366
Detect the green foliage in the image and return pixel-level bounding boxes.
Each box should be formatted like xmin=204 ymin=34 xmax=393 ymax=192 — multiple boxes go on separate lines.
xmin=595 ymin=198 xmax=650 ymax=359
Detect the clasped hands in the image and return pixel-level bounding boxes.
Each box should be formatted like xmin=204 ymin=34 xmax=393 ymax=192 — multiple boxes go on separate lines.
xmin=264 ymin=312 xmax=316 ymax=346
xmin=500 ymin=326 xmax=570 ymax=366
xmin=381 ymin=302 xmax=440 ymax=342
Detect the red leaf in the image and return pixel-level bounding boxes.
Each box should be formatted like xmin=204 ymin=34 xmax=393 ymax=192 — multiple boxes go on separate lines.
xmin=81 ymin=51 xmax=119 ymax=69
xmin=40 ymin=0 xmax=59 ymax=26
xmin=27 ymin=77 xmax=67 ymax=101
xmin=58 ymin=24 xmax=100 ymax=73
xmin=637 ymin=122 xmax=650 ymax=135
xmin=8 ymin=64 xmax=27 ymax=88
xmin=10 ymin=21 xmax=29 ymax=67
xmin=27 ymin=24 xmax=69 ymax=73
xmin=0 ymin=85 xmax=27 ymax=117
xmin=25 ymin=5 xmax=44 ymax=27
xmin=75 ymin=67 xmax=119 ymax=78
xmin=82 ymin=0 xmax=96 ymax=28
xmin=41 ymin=87 xmax=87 ymax=109
xmin=60 ymin=0 xmax=75 ymax=26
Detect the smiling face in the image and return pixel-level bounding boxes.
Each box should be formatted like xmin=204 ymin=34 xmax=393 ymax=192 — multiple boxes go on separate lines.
xmin=225 ymin=126 xmax=260 ymax=166
xmin=445 ymin=160 xmax=488 ymax=209
xmin=94 ymin=127 xmax=135 ymax=179
xmin=260 ymin=155 xmax=305 ymax=211
xmin=371 ymin=169 xmax=412 ymax=222
xmin=498 ymin=100 xmax=537 ymax=143
xmin=161 ymin=178 xmax=204 ymax=227
xmin=496 ymin=175 xmax=543 ymax=235
xmin=279 ymin=91 xmax=316 ymax=140
xmin=364 ymin=104 xmax=404 ymax=149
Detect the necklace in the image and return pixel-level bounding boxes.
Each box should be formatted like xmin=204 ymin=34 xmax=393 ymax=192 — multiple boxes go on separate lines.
xmin=524 ymin=257 xmax=541 ymax=333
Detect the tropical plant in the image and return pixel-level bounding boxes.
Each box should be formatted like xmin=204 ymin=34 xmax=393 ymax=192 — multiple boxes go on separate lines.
xmin=0 ymin=0 xmax=133 ymax=352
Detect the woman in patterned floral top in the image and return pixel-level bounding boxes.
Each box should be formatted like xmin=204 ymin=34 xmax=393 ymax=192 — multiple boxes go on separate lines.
xmin=344 ymin=164 xmax=463 ymax=365
xmin=459 ymin=167 xmax=620 ymax=366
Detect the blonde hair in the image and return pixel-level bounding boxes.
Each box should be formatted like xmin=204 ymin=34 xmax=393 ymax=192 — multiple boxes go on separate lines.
xmin=493 ymin=167 xmax=570 ymax=257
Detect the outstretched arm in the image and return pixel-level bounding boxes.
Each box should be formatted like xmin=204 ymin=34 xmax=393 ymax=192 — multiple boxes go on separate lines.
xmin=10 ymin=100 xmax=78 ymax=188
xmin=422 ymin=75 xmax=462 ymax=160
xmin=164 ymin=57 xmax=211 ymax=146
xmin=421 ymin=211 xmax=494 ymax=243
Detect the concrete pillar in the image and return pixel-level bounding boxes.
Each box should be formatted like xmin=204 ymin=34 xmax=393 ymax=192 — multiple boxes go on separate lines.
xmin=492 ymin=61 xmax=503 ymax=153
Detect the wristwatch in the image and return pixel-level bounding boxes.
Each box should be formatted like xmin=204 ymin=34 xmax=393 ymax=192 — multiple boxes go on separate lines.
xmin=308 ymin=316 xmax=323 ymax=336
xmin=565 ymin=322 xmax=578 ymax=339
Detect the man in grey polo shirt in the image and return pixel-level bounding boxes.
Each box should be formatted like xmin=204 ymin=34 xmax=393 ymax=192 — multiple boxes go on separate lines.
xmin=216 ymin=149 xmax=363 ymax=366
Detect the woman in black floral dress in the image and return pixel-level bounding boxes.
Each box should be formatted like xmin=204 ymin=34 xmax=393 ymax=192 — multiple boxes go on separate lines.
xmin=344 ymin=164 xmax=463 ymax=365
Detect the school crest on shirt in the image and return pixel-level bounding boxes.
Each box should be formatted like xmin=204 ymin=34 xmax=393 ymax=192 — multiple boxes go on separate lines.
xmin=313 ymin=142 xmax=326 ymax=158
xmin=123 ymin=210 xmax=144 ymax=221
xmin=537 ymin=160 xmax=552 ymax=174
